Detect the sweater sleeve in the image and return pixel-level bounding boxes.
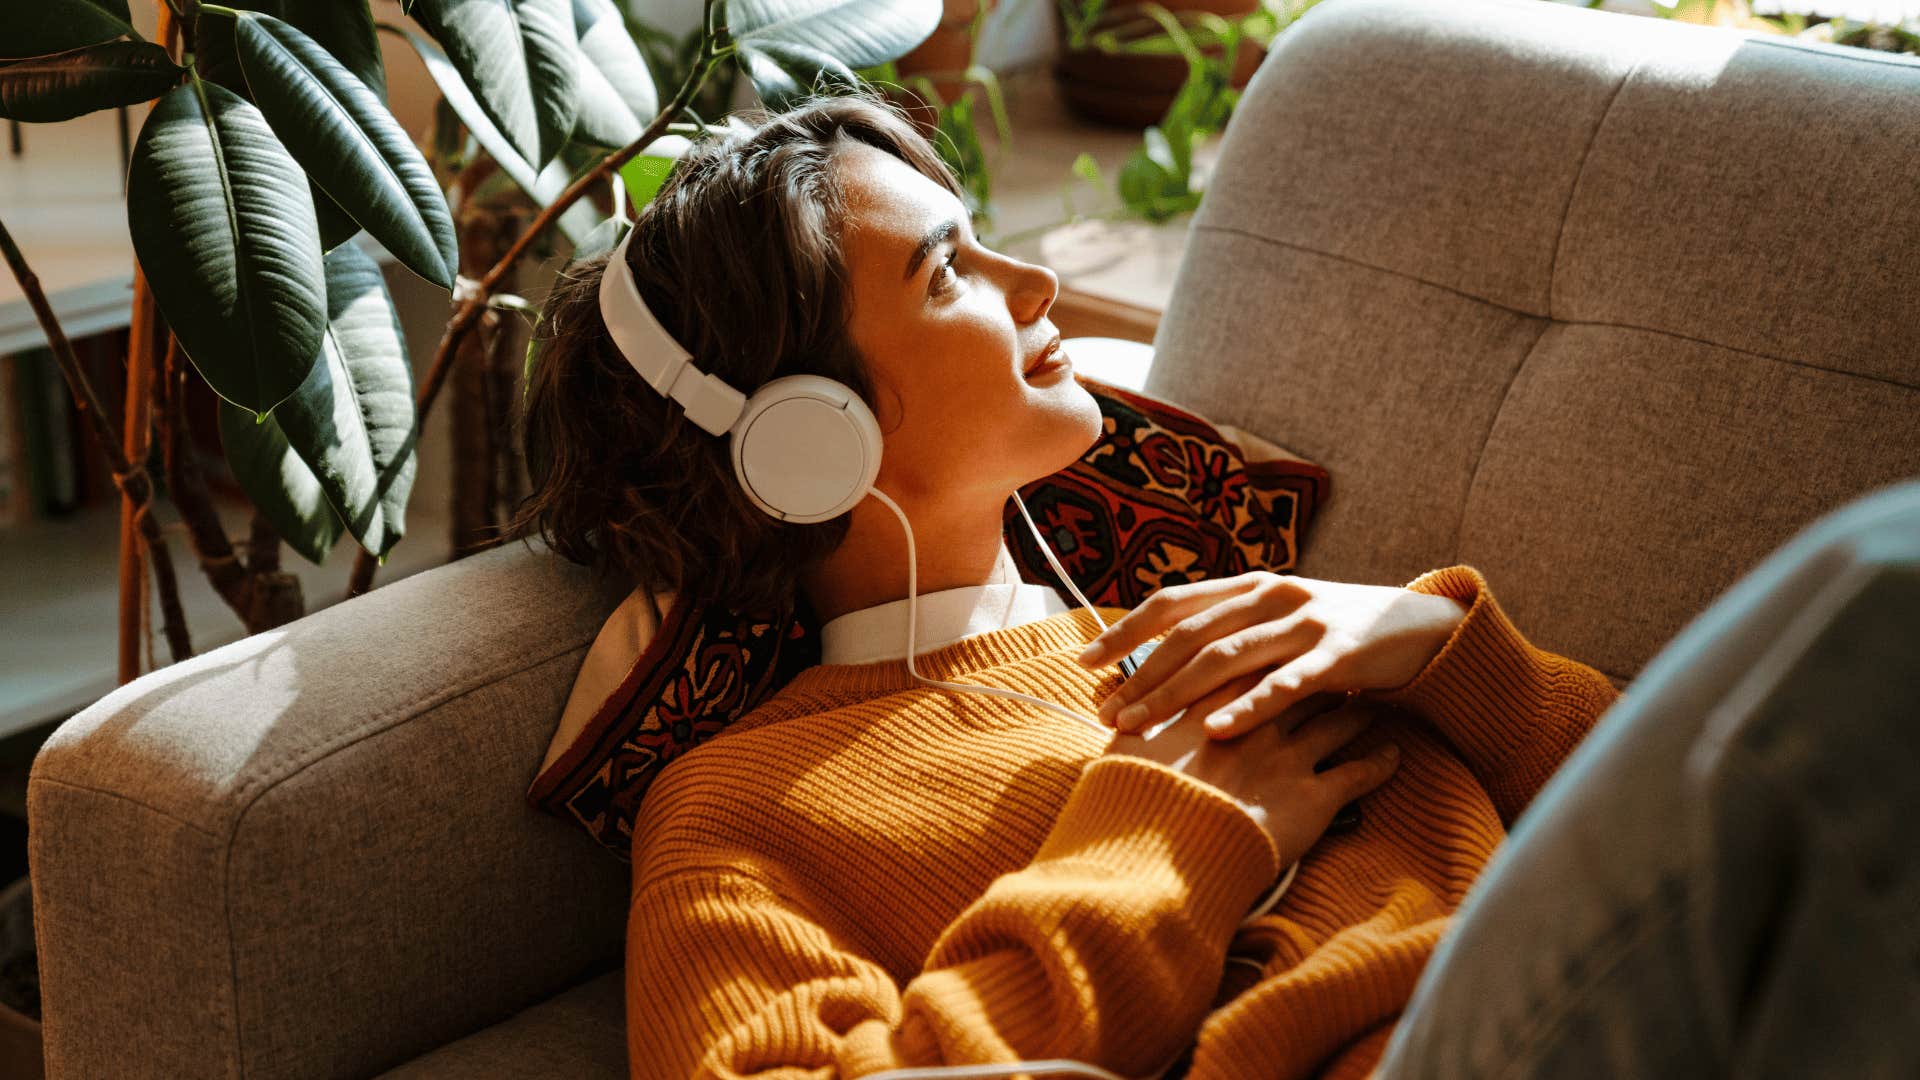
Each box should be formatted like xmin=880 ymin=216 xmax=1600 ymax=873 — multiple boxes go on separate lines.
xmin=1369 ymin=564 xmax=1620 ymax=827
xmin=625 ymin=755 xmax=1281 ymax=1079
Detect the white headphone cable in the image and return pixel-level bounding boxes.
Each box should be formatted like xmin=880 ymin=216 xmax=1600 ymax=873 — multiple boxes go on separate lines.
xmin=1010 ymin=490 xmax=1108 ymax=634
xmin=866 ymin=486 xmax=1113 ymax=732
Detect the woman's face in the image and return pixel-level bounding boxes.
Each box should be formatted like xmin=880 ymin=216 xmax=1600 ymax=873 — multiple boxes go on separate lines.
xmin=833 ymin=140 xmax=1103 ymax=507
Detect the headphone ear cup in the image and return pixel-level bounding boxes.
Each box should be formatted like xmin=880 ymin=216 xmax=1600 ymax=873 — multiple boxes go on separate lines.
xmin=730 ymin=374 xmax=882 ymax=523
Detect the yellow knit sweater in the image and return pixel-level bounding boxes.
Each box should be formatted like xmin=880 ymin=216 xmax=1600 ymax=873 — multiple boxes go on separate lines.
xmin=624 ymin=566 xmax=1620 ymax=1079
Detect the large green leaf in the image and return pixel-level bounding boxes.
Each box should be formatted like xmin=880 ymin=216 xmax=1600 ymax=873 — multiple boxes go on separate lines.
xmin=194 ymin=2 xmax=389 ymax=252
xmin=410 ymin=0 xmax=579 ymax=169
xmin=199 ymin=0 xmax=388 ymax=102
xmin=218 ymin=396 xmax=345 ymax=566
xmin=730 ymin=0 xmax=941 ymax=108
xmin=127 ymin=79 xmax=327 ymax=417
xmin=382 ymin=23 xmax=596 ymax=245
xmin=220 ymin=242 xmax=417 ymax=564
xmin=233 ymin=12 xmax=456 ymax=290
xmin=569 ymin=0 xmax=656 ymax=148
xmin=569 ymin=212 xmax=629 ymax=263
xmin=3 ymin=0 xmax=136 ymax=61
xmin=0 ymin=40 xmax=181 ymax=122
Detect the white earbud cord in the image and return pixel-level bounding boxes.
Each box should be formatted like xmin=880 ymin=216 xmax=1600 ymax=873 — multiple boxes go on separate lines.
xmin=865 ymin=487 xmax=1113 ymax=732
xmin=854 ymin=487 xmax=1300 ymax=1080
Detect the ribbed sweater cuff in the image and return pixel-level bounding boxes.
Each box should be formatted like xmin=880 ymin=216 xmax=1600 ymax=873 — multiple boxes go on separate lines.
xmin=1374 ymin=564 xmax=1558 ymax=777
xmin=1037 ymin=756 xmax=1281 ymax=941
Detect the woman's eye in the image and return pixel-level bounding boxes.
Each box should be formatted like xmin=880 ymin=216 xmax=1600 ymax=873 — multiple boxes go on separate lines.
xmin=931 ymin=248 xmax=959 ymax=295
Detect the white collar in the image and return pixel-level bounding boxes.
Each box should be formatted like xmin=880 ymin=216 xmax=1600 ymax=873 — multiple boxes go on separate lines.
xmin=820 ymin=582 xmax=1070 ymax=665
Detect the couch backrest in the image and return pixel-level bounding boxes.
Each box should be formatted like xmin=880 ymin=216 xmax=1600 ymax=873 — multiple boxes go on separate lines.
xmin=1148 ymin=0 xmax=1920 ymax=683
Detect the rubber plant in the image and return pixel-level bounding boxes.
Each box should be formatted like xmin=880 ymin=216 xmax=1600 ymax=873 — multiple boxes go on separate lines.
xmin=0 ymin=0 xmax=942 ymax=680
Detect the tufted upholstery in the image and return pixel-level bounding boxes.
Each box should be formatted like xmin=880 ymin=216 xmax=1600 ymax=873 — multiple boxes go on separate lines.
xmin=1150 ymin=0 xmax=1920 ymax=683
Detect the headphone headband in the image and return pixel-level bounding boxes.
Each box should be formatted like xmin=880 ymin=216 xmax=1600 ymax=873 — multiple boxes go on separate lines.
xmin=597 ymin=224 xmax=746 ymax=436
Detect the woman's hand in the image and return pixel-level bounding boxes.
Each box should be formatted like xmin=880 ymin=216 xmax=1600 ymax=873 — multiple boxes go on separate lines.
xmin=1104 ymin=694 xmax=1401 ymax=865
xmin=1076 ymin=572 xmax=1466 ymax=740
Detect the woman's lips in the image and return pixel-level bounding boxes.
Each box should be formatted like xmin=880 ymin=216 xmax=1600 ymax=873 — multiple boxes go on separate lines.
xmin=1024 ymin=341 xmax=1070 ymax=380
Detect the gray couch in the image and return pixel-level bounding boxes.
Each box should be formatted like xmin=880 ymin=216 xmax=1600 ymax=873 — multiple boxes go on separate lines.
xmin=27 ymin=0 xmax=1920 ymax=1075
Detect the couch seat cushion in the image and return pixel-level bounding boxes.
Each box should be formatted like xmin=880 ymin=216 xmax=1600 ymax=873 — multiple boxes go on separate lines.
xmin=373 ymin=968 xmax=624 ymax=1078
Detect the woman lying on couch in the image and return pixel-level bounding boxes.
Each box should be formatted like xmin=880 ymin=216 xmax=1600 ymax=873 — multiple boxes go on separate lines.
xmin=504 ymin=90 xmax=1894 ymax=1079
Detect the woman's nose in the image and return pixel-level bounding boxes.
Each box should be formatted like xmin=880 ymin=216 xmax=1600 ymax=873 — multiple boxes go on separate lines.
xmin=1009 ymin=259 xmax=1058 ymax=326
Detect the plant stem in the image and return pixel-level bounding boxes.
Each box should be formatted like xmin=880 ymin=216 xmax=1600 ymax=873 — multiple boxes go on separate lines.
xmin=158 ymin=331 xmax=257 ymax=623
xmin=346 ymin=35 xmax=729 ymax=598
xmin=121 ymin=267 xmax=162 ymax=678
xmin=0 ymin=214 xmax=194 ymax=666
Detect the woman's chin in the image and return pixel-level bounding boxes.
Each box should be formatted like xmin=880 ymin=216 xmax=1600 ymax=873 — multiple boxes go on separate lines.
xmin=1019 ymin=378 xmax=1105 ymax=481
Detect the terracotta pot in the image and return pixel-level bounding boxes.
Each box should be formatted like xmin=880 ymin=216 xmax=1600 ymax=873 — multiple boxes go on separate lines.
xmin=890 ymin=0 xmax=990 ymax=135
xmin=1053 ymin=0 xmax=1266 ymax=128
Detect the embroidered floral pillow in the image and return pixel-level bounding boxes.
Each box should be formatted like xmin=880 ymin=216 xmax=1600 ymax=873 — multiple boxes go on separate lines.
xmin=1003 ymin=374 xmax=1328 ymax=606
xmin=526 ymin=589 xmax=818 ymax=861
xmin=528 ymin=372 xmax=1329 ymax=860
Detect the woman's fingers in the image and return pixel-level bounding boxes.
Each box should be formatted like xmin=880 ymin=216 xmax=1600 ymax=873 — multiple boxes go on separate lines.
xmin=1075 ymin=574 xmax=1272 ymax=669
xmin=1204 ymin=686 xmax=1348 ymax=742
xmin=1201 ymin=649 xmax=1341 ymax=739
xmin=1100 ymin=589 xmax=1304 ymax=727
xmin=1178 ymin=670 xmax=1269 ymax=734
xmin=1314 ymin=741 xmax=1402 ymax=804
xmin=1107 ymin=618 xmax=1315 ymax=732
xmin=1290 ymin=700 xmax=1377 ymax=762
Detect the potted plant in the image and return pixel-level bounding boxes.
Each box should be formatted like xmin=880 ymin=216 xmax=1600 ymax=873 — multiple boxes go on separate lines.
xmin=0 ymin=0 xmax=943 ymax=672
xmin=859 ymin=5 xmax=1014 ymax=234
xmin=1651 ymin=0 xmax=1919 ymax=53
xmin=895 ymin=0 xmax=997 ymax=112
xmin=1053 ymin=0 xmax=1266 ymax=127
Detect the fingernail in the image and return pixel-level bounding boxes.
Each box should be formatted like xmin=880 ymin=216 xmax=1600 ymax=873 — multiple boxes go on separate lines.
xmin=1076 ymin=642 xmax=1102 ymax=665
xmin=1205 ymin=714 xmax=1232 ymax=732
xmin=1115 ymin=703 xmax=1146 ymax=729
xmin=1386 ymin=743 xmax=1401 ymax=760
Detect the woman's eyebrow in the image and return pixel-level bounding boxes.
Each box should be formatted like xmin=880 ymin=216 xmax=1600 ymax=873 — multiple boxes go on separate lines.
xmin=903 ymin=217 xmax=958 ymax=281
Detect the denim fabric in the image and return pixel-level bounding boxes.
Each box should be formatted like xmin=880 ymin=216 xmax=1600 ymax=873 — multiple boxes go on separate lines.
xmin=1377 ymin=480 xmax=1920 ymax=1079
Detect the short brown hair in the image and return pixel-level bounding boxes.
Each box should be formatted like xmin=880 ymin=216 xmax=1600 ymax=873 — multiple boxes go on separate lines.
xmin=502 ymin=89 xmax=967 ymax=615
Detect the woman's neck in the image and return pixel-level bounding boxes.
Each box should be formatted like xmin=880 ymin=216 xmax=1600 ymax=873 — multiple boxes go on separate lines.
xmin=801 ymin=488 xmax=1017 ymax=624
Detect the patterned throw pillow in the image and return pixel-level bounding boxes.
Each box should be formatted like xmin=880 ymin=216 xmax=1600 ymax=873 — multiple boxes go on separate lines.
xmin=526 ymin=589 xmax=818 ymax=861
xmin=526 ymin=373 xmax=1329 ymax=861
xmin=1004 ymin=377 xmax=1327 ymax=607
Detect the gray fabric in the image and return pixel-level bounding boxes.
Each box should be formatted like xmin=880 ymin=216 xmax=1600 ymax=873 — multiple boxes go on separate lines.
xmin=372 ymin=969 xmax=626 ymax=1079
xmin=1185 ymin=0 xmax=1638 ymax=315
xmin=1458 ymin=325 xmax=1920 ymax=680
xmin=29 ymin=540 xmax=631 ymax=1079
xmin=1555 ymin=36 xmax=1920 ymax=387
xmin=1149 ymin=230 xmax=1549 ymax=588
xmin=1152 ymin=0 xmax=1920 ymax=681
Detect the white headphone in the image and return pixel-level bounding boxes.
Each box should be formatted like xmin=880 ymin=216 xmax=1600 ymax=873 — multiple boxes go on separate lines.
xmin=598 ymin=223 xmax=883 ymax=524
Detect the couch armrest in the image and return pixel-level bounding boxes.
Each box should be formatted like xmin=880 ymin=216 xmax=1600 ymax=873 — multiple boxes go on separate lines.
xmin=28 ymin=540 xmax=632 ymax=1080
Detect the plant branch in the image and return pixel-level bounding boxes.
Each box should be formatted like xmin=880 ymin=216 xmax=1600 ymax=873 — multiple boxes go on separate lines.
xmin=0 ymin=213 xmax=193 ymax=663
xmin=347 ymin=21 xmax=730 ymax=598
xmin=158 ymin=332 xmax=256 ymax=620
